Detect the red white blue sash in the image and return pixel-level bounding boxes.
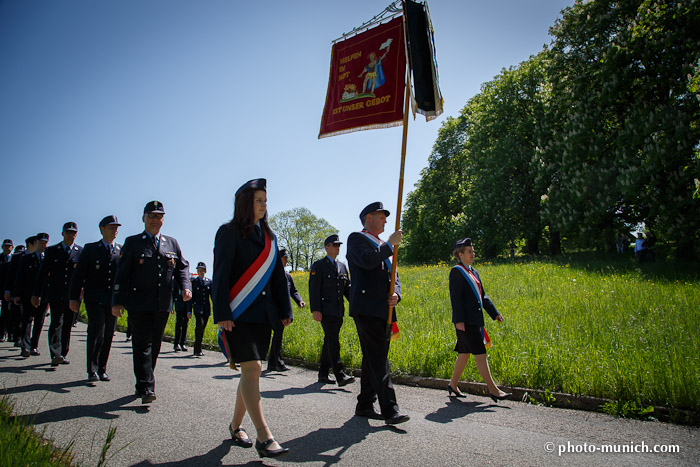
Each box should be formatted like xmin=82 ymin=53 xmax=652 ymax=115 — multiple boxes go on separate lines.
xmin=454 ymin=263 xmax=483 ymax=310
xmin=359 ymin=230 xmax=392 ymax=271
xmin=228 ymin=229 xmax=278 ymax=320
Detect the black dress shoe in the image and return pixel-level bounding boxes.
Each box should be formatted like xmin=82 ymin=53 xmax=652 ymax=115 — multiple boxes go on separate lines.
xmin=354 ymin=407 xmax=384 ymax=420
xmin=194 ymin=351 xmax=204 ymax=357
xmin=447 ymin=384 xmax=467 ymax=398
xmin=385 ymin=412 xmax=410 ymax=425
xmin=255 ymin=438 xmax=289 ymax=458
xmin=99 ymin=373 xmax=111 ymax=382
xmin=229 ymin=425 xmax=253 ymax=448
xmin=60 ymin=357 xmax=70 ymax=364
xmin=173 ymin=344 xmax=181 ymax=352
xmin=21 ymin=349 xmax=30 ymax=357
xmin=489 ymin=392 xmax=512 ymax=403
xmin=337 ymin=373 xmax=356 ymax=387
xmin=51 ymin=356 xmax=63 ymax=367
xmin=141 ymin=390 xmax=156 ymax=404
xmin=180 ymin=345 xmax=187 ymax=351
xmin=318 ymin=375 xmax=336 ymax=384
xmin=88 ymin=373 xmax=99 ymax=382
xmin=30 ymin=349 xmax=40 ymax=356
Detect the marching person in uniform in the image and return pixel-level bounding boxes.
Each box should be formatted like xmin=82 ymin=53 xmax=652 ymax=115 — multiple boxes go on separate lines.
xmin=172 ymin=279 xmax=190 ymax=352
xmin=69 ymin=215 xmax=122 ymax=383
xmin=0 ymin=239 xmax=14 ymax=342
xmin=346 ymin=202 xmax=409 ymax=425
xmin=111 ymin=201 xmax=191 ymax=404
xmin=190 ymin=261 xmax=211 ymax=357
xmin=33 ymin=222 xmax=83 ymax=366
xmin=15 ymin=233 xmax=49 ymax=357
xmin=309 ymin=234 xmax=354 ymax=386
xmin=213 ymin=178 xmax=292 ymax=458
xmin=267 ymin=248 xmax=304 ymax=371
xmin=447 ymin=238 xmax=511 ymax=402
xmin=4 ymin=242 xmax=26 ymax=347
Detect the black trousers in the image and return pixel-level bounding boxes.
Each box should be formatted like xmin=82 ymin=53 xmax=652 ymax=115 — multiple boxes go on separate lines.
xmin=19 ymin=299 xmax=47 ymax=352
xmin=0 ymin=299 xmax=11 ymax=340
xmin=128 ymin=310 xmax=169 ymax=393
xmin=319 ymin=315 xmax=344 ymax=377
xmin=48 ymin=300 xmax=75 ymax=358
xmin=353 ymin=315 xmax=399 ymax=418
xmin=10 ymin=302 xmax=23 ymax=344
xmin=86 ymin=302 xmax=116 ymax=375
xmin=193 ymin=313 xmax=209 ymax=354
xmin=268 ymin=323 xmax=285 ymax=367
xmin=173 ymin=310 xmax=189 ymax=346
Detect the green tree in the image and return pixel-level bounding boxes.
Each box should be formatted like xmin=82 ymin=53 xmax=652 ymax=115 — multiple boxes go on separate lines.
xmin=269 ymin=207 xmax=337 ymax=271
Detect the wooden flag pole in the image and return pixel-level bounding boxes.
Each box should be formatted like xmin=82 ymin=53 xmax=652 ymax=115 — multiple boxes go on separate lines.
xmin=387 ymin=72 xmax=411 ymax=338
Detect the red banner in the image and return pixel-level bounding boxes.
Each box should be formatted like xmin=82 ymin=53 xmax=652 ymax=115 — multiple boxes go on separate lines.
xmin=319 ymin=17 xmax=406 ymax=138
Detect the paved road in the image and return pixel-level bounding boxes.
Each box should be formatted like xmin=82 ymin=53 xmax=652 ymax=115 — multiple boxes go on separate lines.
xmin=1 ymin=321 xmax=698 ymax=466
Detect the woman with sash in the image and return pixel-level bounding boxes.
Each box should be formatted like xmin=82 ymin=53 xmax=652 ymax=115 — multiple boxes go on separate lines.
xmin=212 ymin=178 xmax=293 ymax=458
xmin=447 ymin=237 xmax=511 ymax=402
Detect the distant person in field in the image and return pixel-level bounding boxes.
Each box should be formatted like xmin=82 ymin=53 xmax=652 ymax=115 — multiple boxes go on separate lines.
xmin=634 ymin=233 xmax=647 ymax=262
xmin=447 ymin=237 xmax=511 ymax=403
xmin=267 ymin=248 xmax=304 ymax=372
xmin=190 ymin=261 xmax=211 ymax=357
xmin=308 ymin=234 xmax=354 ymax=386
xmin=346 ymin=201 xmax=408 ymax=425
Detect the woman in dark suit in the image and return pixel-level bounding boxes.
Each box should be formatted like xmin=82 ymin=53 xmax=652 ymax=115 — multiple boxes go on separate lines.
xmin=212 ymin=178 xmax=293 ymax=458
xmin=447 ymin=238 xmax=511 ymax=402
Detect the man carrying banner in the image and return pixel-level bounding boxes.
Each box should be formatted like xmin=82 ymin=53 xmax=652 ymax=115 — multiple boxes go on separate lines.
xmin=346 ymin=202 xmax=408 ymax=425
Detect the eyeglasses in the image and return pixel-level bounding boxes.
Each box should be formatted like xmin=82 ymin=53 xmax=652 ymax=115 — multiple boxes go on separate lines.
xmin=147 ymin=213 xmax=163 ymax=220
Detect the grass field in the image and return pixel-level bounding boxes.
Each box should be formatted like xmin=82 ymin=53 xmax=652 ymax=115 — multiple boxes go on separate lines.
xmin=114 ymin=254 xmax=700 ymax=413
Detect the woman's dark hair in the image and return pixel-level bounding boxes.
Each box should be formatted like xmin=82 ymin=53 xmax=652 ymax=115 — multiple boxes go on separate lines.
xmin=453 ymin=246 xmax=468 ymax=262
xmin=230 ymin=189 xmax=272 ymax=239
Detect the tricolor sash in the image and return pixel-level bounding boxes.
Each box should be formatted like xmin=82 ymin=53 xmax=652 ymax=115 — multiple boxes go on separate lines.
xmin=453 ymin=263 xmax=483 ymax=311
xmin=228 ymin=229 xmax=278 ymax=320
xmin=359 ymin=230 xmax=392 ymax=272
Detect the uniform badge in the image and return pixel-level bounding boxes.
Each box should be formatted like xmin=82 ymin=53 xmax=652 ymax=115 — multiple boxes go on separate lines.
xmin=139 ymin=259 xmax=144 ymax=264
xmin=169 ymin=258 xmax=176 ymax=267
xmin=311 ymin=270 xmax=317 ymax=275
xmin=114 ymin=284 xmax=120 ymax=291
xmin=96 ymin=264 xmax=101 ymax=270
xmin=74 ymin=263 xmax=77 ymax=268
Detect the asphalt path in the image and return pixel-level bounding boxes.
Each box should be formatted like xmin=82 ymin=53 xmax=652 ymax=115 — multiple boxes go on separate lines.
xmin=1 ymin=321 xmax=698 ymax=466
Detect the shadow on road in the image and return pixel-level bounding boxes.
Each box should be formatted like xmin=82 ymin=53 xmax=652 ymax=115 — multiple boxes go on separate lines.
xmin=261 ymin=381 xmax=351 ymax=399
xmin=282 ymin=416 xmax=404 ymax=465
xmin=16 ymin=394 xmax=147 ymax=424
xmin=130 ymin=439 xmax=263 ymax=467
xmin=425 ymin=398 xmax=503 ymax=424
xmin=2 ymin=378 xmax=89 ymax=395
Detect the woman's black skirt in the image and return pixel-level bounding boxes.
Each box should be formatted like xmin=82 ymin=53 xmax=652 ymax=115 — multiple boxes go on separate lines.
xmin=221 ymin=322 xmax=272 ymax=363
xmin=454 ymin=325 xmax=486 ymax=355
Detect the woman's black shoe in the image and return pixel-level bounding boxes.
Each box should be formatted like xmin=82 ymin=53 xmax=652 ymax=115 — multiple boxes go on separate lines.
xmin=229 ymin=425 xmax=253 ymax=448
xmin=255 ymin=438 xmax=289 ymax=458
xmin=489 ymin=392 xmax=512 ymax=403
xmin=447 ymin=385 xmax=467 ymax=398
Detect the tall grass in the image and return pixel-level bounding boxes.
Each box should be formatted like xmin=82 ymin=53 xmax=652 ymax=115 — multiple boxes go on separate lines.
xmin=115 ymin=254 xmax=700 ymax=412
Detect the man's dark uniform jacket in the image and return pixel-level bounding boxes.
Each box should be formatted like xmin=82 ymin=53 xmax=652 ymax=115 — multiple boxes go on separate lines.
xmin=191 ymin=276 xmax=212 ymax=315
xmin=309 ymin=256 xmax=350 ymax=317
xmin=34 ymin=243 xmax=83 ymax=301
xmin=113 ymin=232 xmax=191 ymax=312
xmin=69 ymin=240 xmax=121 ymax=306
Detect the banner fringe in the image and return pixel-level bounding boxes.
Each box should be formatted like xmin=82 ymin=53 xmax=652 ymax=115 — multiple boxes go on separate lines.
xmin=318 ymin=120 xmax=404 ymax=139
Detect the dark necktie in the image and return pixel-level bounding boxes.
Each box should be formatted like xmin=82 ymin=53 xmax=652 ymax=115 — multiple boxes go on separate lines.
xmin=153 ymin=236 xmax=159 ymax=250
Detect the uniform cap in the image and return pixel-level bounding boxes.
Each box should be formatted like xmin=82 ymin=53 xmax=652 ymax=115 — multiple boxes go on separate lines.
xmin=62 ymin=221 xmax=78 ymax=232
xmin=36 ymin=232 xmax=50 ymax=242
xmin=2 ymin=239 xmax=13 ymax=246
xmin=279 ymin=248 xmax=289 ymax=258
xmin=99 ymin=215 xmax=122 ymax=227
xmin=359 ymin=202 xmax=390 ymax=223
xmin=324 ymin=234 xmax=342 ymax=246
xmin=235 ymin=178 xmax=266 ymax=197
xmin=196 ymin=261 xmax=207 ymax=270
xmin=14 ymin=245 xmax=25 ymax=253
xmin=453 ymin=238 xmax=473 ymax=249
xmin=144 ymin=200 xmax=165 ymax=214
xmin=25 ymin=236 xmax=37 ymax=244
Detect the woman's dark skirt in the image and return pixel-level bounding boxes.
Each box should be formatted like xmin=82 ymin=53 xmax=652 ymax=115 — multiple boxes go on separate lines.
xmin=221 ymin=322 xmax=272 ymax=363
xmin=454 ymin=325 xmax=486 ymax=355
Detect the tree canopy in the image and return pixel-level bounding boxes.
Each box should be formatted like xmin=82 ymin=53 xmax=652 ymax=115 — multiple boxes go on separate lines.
xmin=402 ymin=0 xmax=700 ymax=262
xmin=269 ymin=207 xmax=337 ymax=271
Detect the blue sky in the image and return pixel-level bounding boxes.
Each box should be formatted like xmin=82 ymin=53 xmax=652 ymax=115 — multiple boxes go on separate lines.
xmin=0 ymin=0 xmax=574 ymax=272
